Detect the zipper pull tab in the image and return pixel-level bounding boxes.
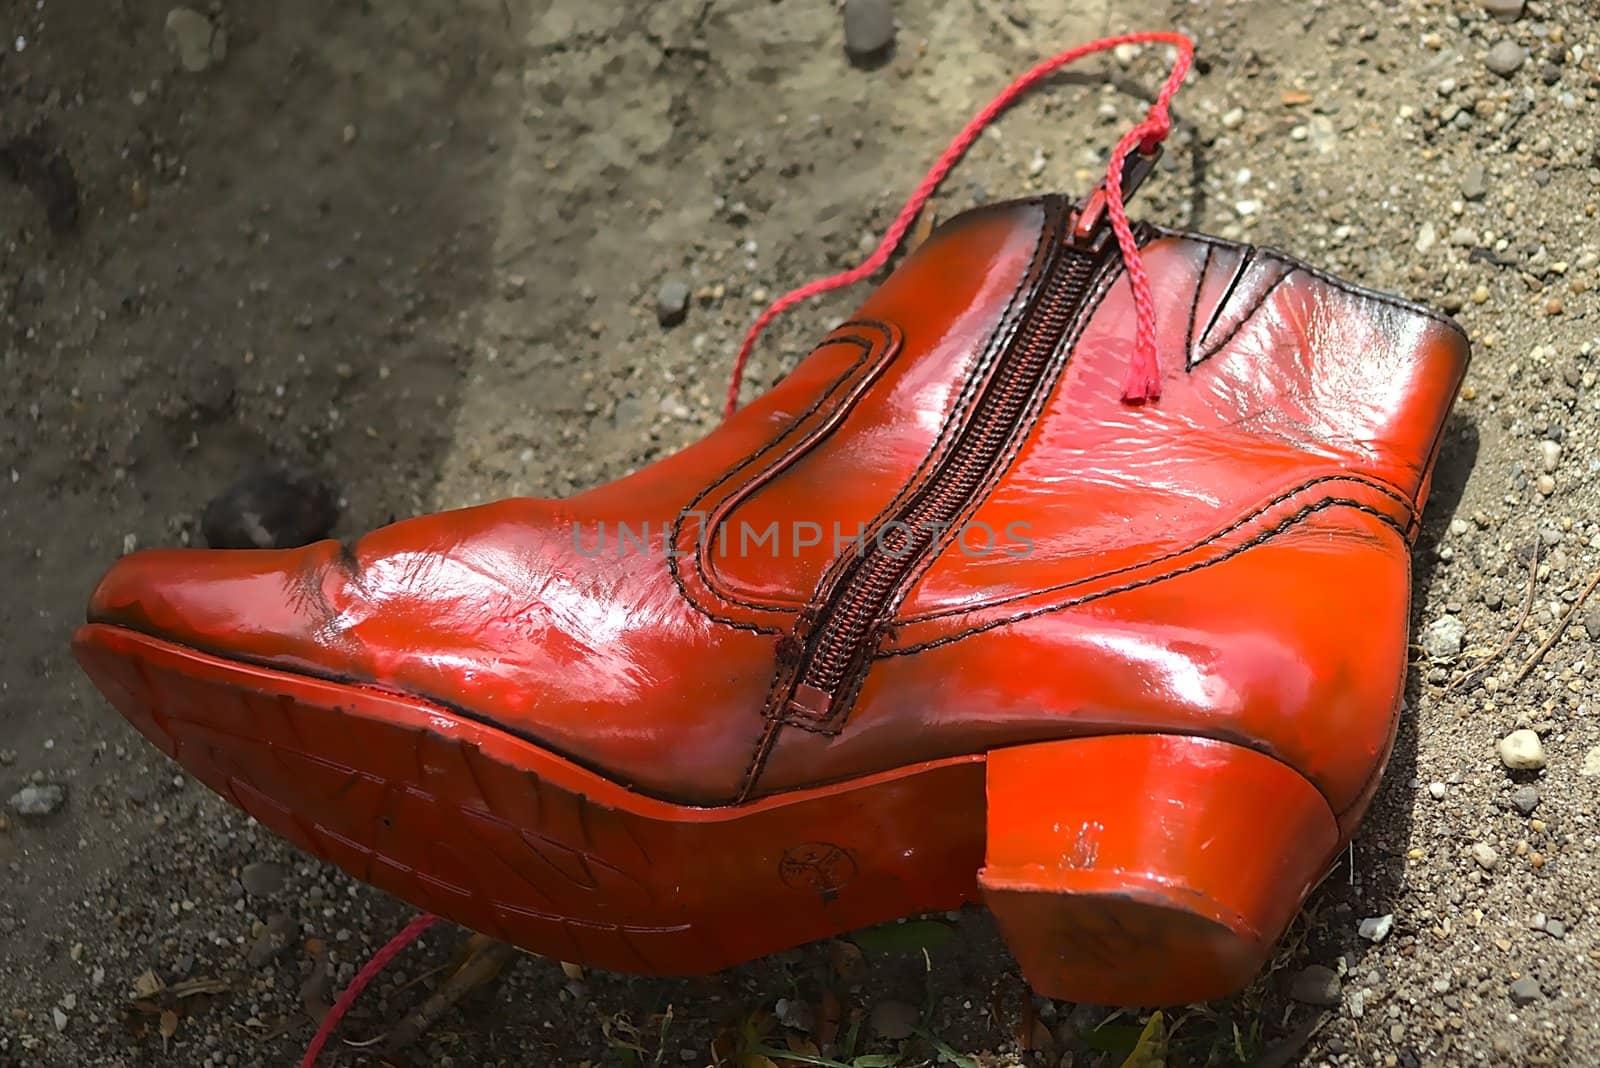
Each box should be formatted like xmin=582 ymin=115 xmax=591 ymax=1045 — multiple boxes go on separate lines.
xmin=786 ymin=683 xmax=836 ymax=720
xmin=1069 ymin=142 xmax=1164 ymax=252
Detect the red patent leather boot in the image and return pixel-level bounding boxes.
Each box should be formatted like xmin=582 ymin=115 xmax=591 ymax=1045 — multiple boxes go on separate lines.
xmin=73 ymin=41 xmax=1467 ymax=1007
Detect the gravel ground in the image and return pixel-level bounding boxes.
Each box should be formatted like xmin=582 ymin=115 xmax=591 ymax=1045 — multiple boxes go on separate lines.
xmin=3 ymin=0 xmax=1599 ymax=1064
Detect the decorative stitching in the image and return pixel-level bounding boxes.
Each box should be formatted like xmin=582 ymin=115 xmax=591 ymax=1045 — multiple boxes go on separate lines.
xmin=897 ymin=472 xmax=1413 ymax=625
xmin=1191 ymin=258 xmax=1295 ymax=370
xmin=882 ymin=499 xmax=1409 ymax=656
xmin=1183 ymin=242 xmax=1214 ymax=369
xmin=688 ymin=324 xmax=899 ymax=614
xmin=665 ymin=321 xmax=896 ymax=634
xmin=735 ymin=718 xmax=782 ymax=803
xmin=1148 ymin=223 xmax=1469 ymax=341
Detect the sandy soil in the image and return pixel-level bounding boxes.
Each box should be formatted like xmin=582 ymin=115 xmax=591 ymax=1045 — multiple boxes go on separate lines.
xmin=4 ymin=0 xmax=1599 ymax=1064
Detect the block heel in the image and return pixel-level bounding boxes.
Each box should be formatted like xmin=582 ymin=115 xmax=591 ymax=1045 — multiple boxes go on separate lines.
xmin=981 ymin=733 xmax=1340 ymax=1005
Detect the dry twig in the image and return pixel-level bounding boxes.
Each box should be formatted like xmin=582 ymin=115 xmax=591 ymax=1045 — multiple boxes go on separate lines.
xmin=1513 ymin=567 xmax=1600 ymax=686
xmin=1445 ymin=543 xmax=1540 ymax=694
xmin=374 ymin=936 xmax=520 ymax=1056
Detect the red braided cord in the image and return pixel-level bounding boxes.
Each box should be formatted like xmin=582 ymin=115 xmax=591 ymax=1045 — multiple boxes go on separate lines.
xmin=723 ymin=30 xmax=1194 ymax=418
xmin=300 ymin=912 xmax=438 ymax=1068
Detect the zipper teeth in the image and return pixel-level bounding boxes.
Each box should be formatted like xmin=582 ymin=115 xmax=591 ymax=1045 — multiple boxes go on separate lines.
xmin=796 ymin=242 xmax=1100 ymax=704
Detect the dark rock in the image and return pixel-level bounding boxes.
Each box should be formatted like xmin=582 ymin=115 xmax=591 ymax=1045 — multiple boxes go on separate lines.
xmin=1510 ymin=785 xmax=1540 ymax=815
xmin=202 ymin=464 xmax=338 ymax=550
xmin=1290 ymin=964 xmax=1342 ymax=1007
xmin=655 ymin=280 xmax=690 ymax=327
xmin=1509 ymin=976 xmax=1541 ymax=1004
xmin=245 ymin=912 xmax=297 ymax=968
xmin=240 ymin=861 xmax=286 ymax=898
xmin=868 ymin=999 xmax=918 ymax=1039
xmin=843 ymin=0 xmax=895 ymax=63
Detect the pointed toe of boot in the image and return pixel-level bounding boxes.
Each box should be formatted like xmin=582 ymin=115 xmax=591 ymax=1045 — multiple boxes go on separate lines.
xmin=83 ymin=542 xmax=350 ymax=668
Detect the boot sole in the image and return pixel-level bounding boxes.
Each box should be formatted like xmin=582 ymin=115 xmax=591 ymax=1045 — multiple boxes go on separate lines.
xmin=74 ymin=623 xmax=1340 ymax=1005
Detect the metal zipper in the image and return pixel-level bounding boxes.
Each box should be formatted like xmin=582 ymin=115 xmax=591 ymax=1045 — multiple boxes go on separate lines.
xmin=778 ymin=204 xmax=1118 ymax=723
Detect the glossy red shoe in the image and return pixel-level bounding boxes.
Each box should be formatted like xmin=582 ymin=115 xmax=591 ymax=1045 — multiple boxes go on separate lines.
xmin=73 ymin=180 xmax=1467 ymax=1004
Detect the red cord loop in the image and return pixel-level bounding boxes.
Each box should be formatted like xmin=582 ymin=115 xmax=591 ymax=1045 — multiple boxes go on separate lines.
xmin=301 ymin=912 xmax=438 ymax=1068
xmin=723 ymin=31 xmax=1194 ymax=417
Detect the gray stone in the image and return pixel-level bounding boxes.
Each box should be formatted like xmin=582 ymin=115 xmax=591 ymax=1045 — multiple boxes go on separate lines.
xmin=1482 ymin=0 xmax=1524 ymax=21
xmin=1545 ymin=919 xmax=1566 ymax=939
xmin=8 ymin=783 xmax=66 ymax=817
xmin=1458 ymin=164 xmax=1487 ymax=200
xmin=843 ymin=0 xmax=895 ymax=61
xmin=1422 ymin=615 xmax=1466 ymax=659
xmin=1583 ymin=745 xmax=1600 ymax=778
xmin=245 ymin=912 xmax=297 ymax=968
xmin=1485 ymin=41 xmax=1527 ymax=77
xmin=1509 ymin=976 xmax=1541 ymax=1004
xmin=1510 ymin=784 xmax=1540 ymax=815
xmin=655 ymin=280 xmax=690 ymax=327
xmin=1471 ymin=842 xmax=1500 ymax=870
xmin=240 ymin=861 xmax=286 ymax=898
xmin=1582 ymin=606 xmax=1600 ymax=641
xmin=164 ymin=8 xmax=226 ymax=73
xmin=1290 ymin=964 xmax=1342 ymax=1007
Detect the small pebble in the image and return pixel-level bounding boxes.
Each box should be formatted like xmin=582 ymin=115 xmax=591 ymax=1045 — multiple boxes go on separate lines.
xmin=1415 ymin=221 xmax=1438 ymax=254
xmin=1461 ymin=164 xmax=1488 ymax=201
xmin=1579 ymin=745 xmax=1600 ymax=777
xmin=1498 ymin=729 xmax=1546 ymax=771
xmin=164 ymin=7 xmax=225 ymax=73
xmin=1471 ymin=842 xmax=1500 ymax=869
xmin=842 ymin=0 xmax=895 ymax=62
xmin=1485 ymin=41 xmax=1527 ymax=77
xmin=1290 ymin=964 xmax=1342 ymax=1007
xmin=240 ymin=861 xmax=287 ymax=898
xmin=1510 ymin=785 xmax=1540 ymax=815
xmin=1545 ymin=919 xmax=1567 ymax=939
xmin=1535 ymin=474 xmax=1555 ymax=496
xmin=1509 ymin=976 xmax=1541 ymax=1004
xmin=8 ymin=783 xmax=66 ymax=817
xmin=1421 ymin=615 xmax=1466 ymax=659
xmin=655 ymin=279 xmax=690 ymax=327
xmin=1429 ymin=781 xmax=1448 ymax=800
xmin=1359 ymin=914 xmax=1395 ymax=942
xmin=1538 ymin=440 xmax=1562 ymax=472
xmin=1482 ymin=0 xmax=1524 ymax=20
